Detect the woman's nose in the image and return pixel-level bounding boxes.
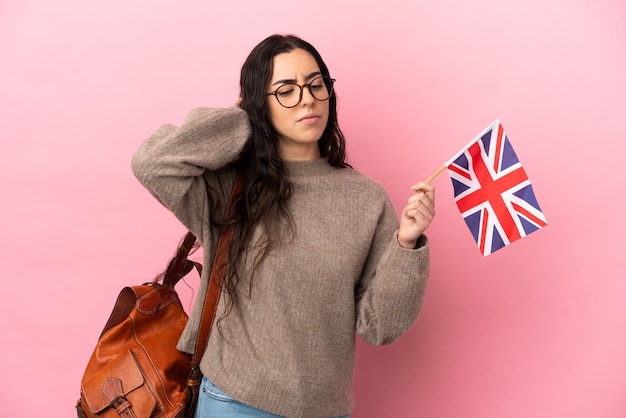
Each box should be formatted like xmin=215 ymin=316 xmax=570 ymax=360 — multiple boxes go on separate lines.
xmin=300 ymin=85 xmax=315 ymax=105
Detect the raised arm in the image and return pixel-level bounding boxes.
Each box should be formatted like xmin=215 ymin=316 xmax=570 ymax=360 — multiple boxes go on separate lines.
xmin=131 ymin=107 xmax=250 ymax=235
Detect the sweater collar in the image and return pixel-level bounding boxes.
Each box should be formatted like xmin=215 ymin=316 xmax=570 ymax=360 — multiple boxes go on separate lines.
xmin=284 ymin=158 xmax=334 ymax=180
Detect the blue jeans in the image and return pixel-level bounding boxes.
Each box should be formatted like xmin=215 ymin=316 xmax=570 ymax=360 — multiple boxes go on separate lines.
xmin=194 ymin=376 xmax=349 ymax=418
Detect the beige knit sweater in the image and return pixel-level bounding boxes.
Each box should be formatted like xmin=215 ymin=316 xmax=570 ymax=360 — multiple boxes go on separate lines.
xmin=131 ymin=107 xmax=430 ymax=418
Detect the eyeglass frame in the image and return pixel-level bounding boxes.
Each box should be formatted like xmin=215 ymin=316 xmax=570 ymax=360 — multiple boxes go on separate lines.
xmin=266 ymin=76 xmax=336 ymax=108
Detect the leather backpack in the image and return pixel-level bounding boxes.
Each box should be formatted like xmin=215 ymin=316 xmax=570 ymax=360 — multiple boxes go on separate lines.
xmin=76 ymin=173 xmax=244 ymax=417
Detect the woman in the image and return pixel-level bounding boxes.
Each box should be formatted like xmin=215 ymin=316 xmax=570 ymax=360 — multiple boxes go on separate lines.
xmin=132 ymin=34 xmax=435 ymax=418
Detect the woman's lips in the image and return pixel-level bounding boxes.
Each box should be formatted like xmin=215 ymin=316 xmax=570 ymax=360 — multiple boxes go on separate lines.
xmin=298 ymin=114 xmax=321 ymax=124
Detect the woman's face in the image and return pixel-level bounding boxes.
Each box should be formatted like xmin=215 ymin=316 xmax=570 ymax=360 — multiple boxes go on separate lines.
xmin=267 ymin=48 xmax=329 ymax=161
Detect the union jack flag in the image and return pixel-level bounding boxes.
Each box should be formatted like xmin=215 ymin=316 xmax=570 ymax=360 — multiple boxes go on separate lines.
xmin=445 ymin=120 xmax=547 ymax=256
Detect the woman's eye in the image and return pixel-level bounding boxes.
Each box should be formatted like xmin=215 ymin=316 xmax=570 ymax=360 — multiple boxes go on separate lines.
xmin=277 ymin=87 xmax=295 ymax=97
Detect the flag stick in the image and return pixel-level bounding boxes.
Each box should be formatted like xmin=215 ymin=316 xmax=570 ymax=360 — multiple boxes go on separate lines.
xmin=426 ymin=164 xmax=447 ymax=183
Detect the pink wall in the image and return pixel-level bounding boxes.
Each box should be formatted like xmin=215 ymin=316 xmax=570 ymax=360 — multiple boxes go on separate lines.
xmin=1 ymin=1 xmax=625 ymax=416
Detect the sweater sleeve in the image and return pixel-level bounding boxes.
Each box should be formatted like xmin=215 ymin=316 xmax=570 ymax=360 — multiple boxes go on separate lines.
xmin=355 ymin=197 xmax=430 ymax=345
xmin=131 ymin=107 xmax=250 ymax=236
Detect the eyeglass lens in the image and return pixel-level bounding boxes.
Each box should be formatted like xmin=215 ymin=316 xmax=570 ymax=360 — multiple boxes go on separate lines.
xmin=274 ymin=76 xmax=333 ymax=108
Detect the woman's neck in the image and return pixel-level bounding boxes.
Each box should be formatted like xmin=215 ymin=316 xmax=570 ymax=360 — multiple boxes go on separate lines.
xmin=278 ymin=142 xmax=321 ymax=161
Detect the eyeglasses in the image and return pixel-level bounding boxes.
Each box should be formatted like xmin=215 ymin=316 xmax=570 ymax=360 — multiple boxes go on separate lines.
xmin=266 ymin=76 xmax=335 ymax=108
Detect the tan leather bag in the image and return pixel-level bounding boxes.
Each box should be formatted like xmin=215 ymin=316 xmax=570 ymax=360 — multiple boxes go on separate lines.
xmin=76 ymin=173 xmax=244 ymax=418
xmin=76 ymin=232 xmax=199 ymax=418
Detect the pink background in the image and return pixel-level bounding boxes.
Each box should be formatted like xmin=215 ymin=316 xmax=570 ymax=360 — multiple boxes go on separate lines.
xmin=1 ymin=1 xmax=625 ymax=417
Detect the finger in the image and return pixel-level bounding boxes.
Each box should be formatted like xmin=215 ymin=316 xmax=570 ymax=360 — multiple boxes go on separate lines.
xmin=412 ymin=200 xmax=435 ymax=219
xmin=407 ymin=189 xmax=435 ymax=209
xmin=411 ymin=181 xmax=434 ymax=192
xmin=411 ymin=182 xmax=435 ymax=198
xmin=409 ymin=194 xmax=436 ymax=216
xmin=405 ymin=206 xmax=435 ymax=228
xmin=403 ymin=199 xmax=434 ymax=220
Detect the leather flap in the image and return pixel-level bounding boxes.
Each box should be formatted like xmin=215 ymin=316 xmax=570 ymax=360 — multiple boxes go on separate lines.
xmin=136 ymin=286 xmax=162 ymax=314
xmin=80 ymin=350 xmax=147 ymax=413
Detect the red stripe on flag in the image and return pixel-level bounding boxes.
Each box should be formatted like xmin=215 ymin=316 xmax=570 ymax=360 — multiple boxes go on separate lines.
xmin=511 ymin=202 xmax=548 ymax=227
xmin=493 ymin=124 xmax=504 ymax=173
xmin=479 ymin=208 xmax=488 ymax=255
xmin=448 ymin=164 xmax=472 ymax=180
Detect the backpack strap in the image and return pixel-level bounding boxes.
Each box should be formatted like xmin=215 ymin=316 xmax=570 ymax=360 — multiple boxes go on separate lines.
xmin=185 ymin=172 xmax=245 ymax=399
xmin=192 ymin=171 xmax=245 ymax=364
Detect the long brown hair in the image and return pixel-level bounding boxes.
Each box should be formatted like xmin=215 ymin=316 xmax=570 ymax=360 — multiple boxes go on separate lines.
xmin=208 ymin=34 xmax=349 ymax=322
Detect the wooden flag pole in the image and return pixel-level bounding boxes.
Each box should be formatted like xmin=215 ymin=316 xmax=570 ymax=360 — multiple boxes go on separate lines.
xmin=426 ymin=164 xmax=447 ymax=183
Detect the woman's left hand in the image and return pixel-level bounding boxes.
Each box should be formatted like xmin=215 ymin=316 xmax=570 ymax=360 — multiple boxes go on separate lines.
xmin=398 ymin=181 xmax=436 ymax=249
